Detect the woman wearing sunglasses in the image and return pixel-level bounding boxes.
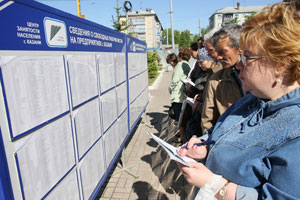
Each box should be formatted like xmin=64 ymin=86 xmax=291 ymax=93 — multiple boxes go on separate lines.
xmin=177 ymin=1 xmax=300 ymax=199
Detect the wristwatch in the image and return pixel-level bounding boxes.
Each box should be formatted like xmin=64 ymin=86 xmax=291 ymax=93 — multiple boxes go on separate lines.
xmin=219 ymin=181 xmax=230 ymax=199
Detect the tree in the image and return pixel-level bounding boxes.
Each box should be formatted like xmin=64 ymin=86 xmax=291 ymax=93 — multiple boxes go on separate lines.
xmin=245 ymin=12 xmax=256 ymax=22
xmin=147 ymin=51 xmax=159 ymax=78
xmin=192 ymin=34 xmax=199 ymax=43
xmin=162 ymin=29 xmax=190 ymax=47
xmin=179 ymin=30 xmax=191 ymax=47
xmin=230 ymin=17 xmax=239 ymax=24
xmin=201 ymin=26 xmax=210 ymax=37
xmin=111 ymin=1 xmax=131 ymax=32
xmin=162 ymin=28 xmax=212 ymax=48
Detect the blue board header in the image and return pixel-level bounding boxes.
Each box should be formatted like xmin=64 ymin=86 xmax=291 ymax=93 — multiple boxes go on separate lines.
xmin=0 ymin=0 xmax=128 ymax=52
xmin=126 ymin=35 xmax=147 ymax=53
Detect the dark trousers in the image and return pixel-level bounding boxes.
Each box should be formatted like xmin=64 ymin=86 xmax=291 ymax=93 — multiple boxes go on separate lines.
xmin=172 ymin=102 xmax=182 ymax=122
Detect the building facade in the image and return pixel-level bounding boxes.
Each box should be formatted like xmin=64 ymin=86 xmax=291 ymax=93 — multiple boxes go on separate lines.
xmin=120 ymin=9 xmax=163 ymax=49
xmin=205 ymin=2 xmax=264 ymax=39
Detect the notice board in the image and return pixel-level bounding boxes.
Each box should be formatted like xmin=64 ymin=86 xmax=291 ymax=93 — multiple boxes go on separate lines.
xmin=0 ymin=0 xmax=148 ymax=199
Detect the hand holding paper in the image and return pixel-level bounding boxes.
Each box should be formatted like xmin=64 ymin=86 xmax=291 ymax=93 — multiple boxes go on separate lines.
xmin=146 ymin=131 xmax=196 ymax=167
xmin=182 ymin=79 xmax=195 ymax=87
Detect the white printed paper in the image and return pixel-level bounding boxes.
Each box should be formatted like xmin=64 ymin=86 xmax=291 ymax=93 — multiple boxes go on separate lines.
xmin=147 ymin=131 xmax=196 ymax=167
xmin=44 ymin=169 xmax=80 ymax=200
xmin=100 ymin=89 xmax=117 ymax=132
xmin=185 ymin=97 xmax=195 ymax=104
xmin=116 ymin=82 xmax=127 ymax=115
xmin=114 ymin=53 xmax=126 ymax=85
xmin=97 ymin=53 xmax=116 ymax=93
xmin=73 ymin=99 xmax=102 ymax=159
xmin=0 ymin=56 xmax=69 ymax=137
xmin=66 ymin=54 xmax=98 ymax=107
xmin=182 ymin=79 xmax=195 ymax=87
xmin=79 ymin=139 xmax=106 ymax=200
xmin=15 ymin=116 xmax=75 ymax=200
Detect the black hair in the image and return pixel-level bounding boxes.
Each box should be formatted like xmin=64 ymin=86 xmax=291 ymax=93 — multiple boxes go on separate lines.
xmin=190 ymin=42 xmax=200 ymax=51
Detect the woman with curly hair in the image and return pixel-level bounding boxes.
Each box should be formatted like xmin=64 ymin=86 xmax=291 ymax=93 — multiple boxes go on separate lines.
xmin=177 ymin=1 xmax=300 ymax=199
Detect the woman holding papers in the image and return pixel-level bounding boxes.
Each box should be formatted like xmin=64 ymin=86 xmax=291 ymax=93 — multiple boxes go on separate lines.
xmin=167 ymin=48 xmax=191 ymax=123
xmin=177 ymin=2 xmax=300 ymax=199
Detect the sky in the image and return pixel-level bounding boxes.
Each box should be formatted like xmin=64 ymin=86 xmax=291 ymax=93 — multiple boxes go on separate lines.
xmin=35 ymin=0 xmax=280 ymax=35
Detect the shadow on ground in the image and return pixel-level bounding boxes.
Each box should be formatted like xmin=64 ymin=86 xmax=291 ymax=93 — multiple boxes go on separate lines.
xmin=146 ymin=112 xmax=168 ymax=133
xmin=132 ymin=181 xmax=168 ymax=200
xmin=136 ymin=114 xmax=194 ymax=200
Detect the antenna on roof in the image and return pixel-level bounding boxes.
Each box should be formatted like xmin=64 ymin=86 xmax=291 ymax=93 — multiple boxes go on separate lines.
xmin=140 ymin=1 xmax=142 ymax=10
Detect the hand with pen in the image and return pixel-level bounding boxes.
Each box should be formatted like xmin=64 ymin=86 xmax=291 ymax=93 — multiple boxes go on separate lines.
xmin=177 ymin=137 xmax=214 ymax=160
xmin=176 ymin=137 xmax=217 ymax=188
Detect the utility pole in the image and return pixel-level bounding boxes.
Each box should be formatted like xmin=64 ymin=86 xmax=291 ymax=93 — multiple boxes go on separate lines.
xmin=166 ymin=21 xmax=169 ymax=46
xmin=76 ymin=0 xmax=85 ymax=18
xmin=199 ymin=18 xmax=201 ymax=37
xmin=169 ymin=0 xmax=175 ymax=49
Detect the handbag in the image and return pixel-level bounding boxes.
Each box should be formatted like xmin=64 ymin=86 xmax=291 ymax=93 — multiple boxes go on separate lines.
xmin=168 ymin=104 xmax=175 ymax=119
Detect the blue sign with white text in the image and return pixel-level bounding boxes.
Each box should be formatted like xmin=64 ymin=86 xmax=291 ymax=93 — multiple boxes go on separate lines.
xmin=0 ymin=0 xmax=125 ymax=52
xmin=126 ymin=35 xmax=147 ymax=53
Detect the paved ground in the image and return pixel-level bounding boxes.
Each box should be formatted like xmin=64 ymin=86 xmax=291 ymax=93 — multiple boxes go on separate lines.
xmin=96 ymin=70 xmax=194 ymax=199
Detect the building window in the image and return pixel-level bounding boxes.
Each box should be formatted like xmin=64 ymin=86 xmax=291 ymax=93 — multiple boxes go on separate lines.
xmin=218 ymin=14 xmax=222 ymax=19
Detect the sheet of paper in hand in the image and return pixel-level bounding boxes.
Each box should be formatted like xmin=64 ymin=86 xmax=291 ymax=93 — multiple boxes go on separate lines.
xmin=147 ymin=131 xmax=196 ymax=167
xmin=185 ymin=97 xmax=195 ymax=104
xmin=182 ymin=79 xmax=195 ymax=87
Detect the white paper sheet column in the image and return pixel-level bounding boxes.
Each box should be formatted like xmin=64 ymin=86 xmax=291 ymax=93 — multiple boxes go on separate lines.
xmin=97 ymin=53 xmax=116 ymax=93
xmin=14 ymin=115 xmax=75 ymax=200
xmin=114 ymin=53 xmax=126 ymax=85
xmin=79 ymin=139 xmax=106 ymax=200
xmin=73 ymin=99 xmax=102 ymax=159
xmin=66 ymin=55 xmax=98 ymax=108
xmin=44 ymin=169 xmax=80 ymax=200
xmin=0 ymin=56 xmax=69 ymax=138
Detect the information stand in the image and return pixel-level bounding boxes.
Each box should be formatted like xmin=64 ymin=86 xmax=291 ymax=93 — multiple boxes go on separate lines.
xmin=0 ymin=0 xmax=149 ymax=199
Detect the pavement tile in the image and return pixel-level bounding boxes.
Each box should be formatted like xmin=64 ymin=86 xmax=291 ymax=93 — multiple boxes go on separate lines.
xmin=109 ymin=177 xmax=119 ymax=183
xmin=114 ymin=187 xmax=132 ymax=193
xmin=125 ymin=179 xmax=135 ymax=188
xmin=96 ymin=71 xmax=194 ymax=199
xmin=102 ymin=187 xmax=114 ymax=198
xmin=112 ymin=192 xmax=131 ymax=199
xmin=116 ymin=178 xmax=127 ymax=188
xmin=106 ymin=182 xmax=117 ymax=188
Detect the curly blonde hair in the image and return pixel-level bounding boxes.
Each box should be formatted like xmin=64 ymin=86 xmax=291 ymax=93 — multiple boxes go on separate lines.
xmin=240 ymin=1 xmax=300 ymax=84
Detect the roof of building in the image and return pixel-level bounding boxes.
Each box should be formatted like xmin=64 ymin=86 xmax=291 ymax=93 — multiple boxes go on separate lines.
xmin=122 ymin=9 xmax=156 ymax=17
xmin=214 ymin=6 xmax=265 ymax=14
xmin=120 ymin=9 xmax=163 ymax=29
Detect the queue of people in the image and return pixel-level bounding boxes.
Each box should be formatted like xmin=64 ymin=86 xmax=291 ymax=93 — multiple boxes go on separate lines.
xmin=165 ymin=0 xmax=300 ymax=199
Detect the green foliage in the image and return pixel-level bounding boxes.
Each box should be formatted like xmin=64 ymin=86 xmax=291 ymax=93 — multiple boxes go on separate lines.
xmin=179 ymin=30 xmax=191 ymax=47
xmin=162 ymin=26 xmax=210 ymax=48
xmin=201 ymin=26 xmax=210 ymax=37
xmin=111 ymin=3 xmax=131 ymax=32
xmin=245 ymin=12 xmax=256 ymax=22
xmin=192 ymin=35 xmax=199 ymax=43
xmin=230 ymin=17 xmax=239 ymax=24
xmin=147 ymin=50 xmax=159 ymax=79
